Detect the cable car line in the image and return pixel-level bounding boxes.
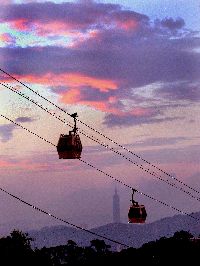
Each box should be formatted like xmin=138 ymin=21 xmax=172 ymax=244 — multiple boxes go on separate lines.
xmin=79 ymin=158 xmax=200 ymax=219
xmin=0 ymin=69 xmax=199 ymax=198
xmin=2 ymin=82 xmax=200 ymax=203
xmin=0 ymin=113 xmax=199 ymax=224
xmin=0 ymin=114 xmax=56 ymax=147
xmin=0 ymin=67 xmax=198 ymax=197
xmin=0 ymin=186 xmax=130 ymax=248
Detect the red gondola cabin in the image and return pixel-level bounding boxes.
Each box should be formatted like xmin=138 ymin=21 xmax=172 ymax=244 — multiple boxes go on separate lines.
xmin=128 ymin=189 xmax=147 ymax=224
xmin=57 ymin=113 xmax=82 ymax=159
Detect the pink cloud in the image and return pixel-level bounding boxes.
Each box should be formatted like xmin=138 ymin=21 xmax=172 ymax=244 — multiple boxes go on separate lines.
xmin=0 ymin=33 xmax=12 ymax=42
xmin=70 ymin=29 xmax=100 ymax=48
xmin=60 ymin=88 xmax=121 ymax=113
xmin=26 ymin=21 xmax=84 ymax=37
xmin=116 ymin=19 xmax=138 ymax=31
xmin=1 ymin=2 xmax=147 ymax=39
xmin=0 ymin=158 xmax=72 ymax=172
xmin=2 ymin=70 xmax=157 ymax=115
xmin=10 ymin=19 xmax=29 ymax=31
xmin=0 ymin=159 xmax=45 ymax=171
xmin=128 ymin=107 xmax=157 ymax=117
xmin=0 ymin=33 xmax=15 ymax=45
xmin=59 ymin=87 xmax=156 ymax=116
xmin=4 ymin=72 xmax=118 ymax=92
xmin=7 ymin=17 xmax=139 ymax=41
xmin=0 ymin=160 xmax=15 ymax=168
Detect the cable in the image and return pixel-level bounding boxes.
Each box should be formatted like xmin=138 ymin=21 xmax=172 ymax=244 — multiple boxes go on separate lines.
xmin=0 ymin=113 xmax=199 ymax=224
xmin=0 ymin=67 xmax=199 ymax=196
xmin=0 ymin=114 xmax=56 ymax=147
xmin=79 ymin=158 xmax=199 ymax=220
xmin=0 ymin=186 xmax=130 ymax=248
xmin=2 ymin=82 xmax=200 ymax=204
xmin=1 ymin=70 xmax=198 ymax=195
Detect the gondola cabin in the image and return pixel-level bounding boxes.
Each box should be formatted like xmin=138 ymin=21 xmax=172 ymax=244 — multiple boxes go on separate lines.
xmin=128 ymin=203 xmax=147 ymax=223
xmin=128 ymin=189 xmax=147 ymax=224
xmin=57 ymin=132 xmax=82 ymax=159
xmin=57 ymin=113 xmax=82 ymax=159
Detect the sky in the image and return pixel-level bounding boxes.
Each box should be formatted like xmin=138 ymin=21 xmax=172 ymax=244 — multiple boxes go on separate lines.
xmin=0 ymin=0 xmax=200 ymax=235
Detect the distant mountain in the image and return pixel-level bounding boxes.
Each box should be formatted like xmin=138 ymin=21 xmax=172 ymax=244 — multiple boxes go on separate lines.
xmin=29 ymin=211 xmax=200 ymax=249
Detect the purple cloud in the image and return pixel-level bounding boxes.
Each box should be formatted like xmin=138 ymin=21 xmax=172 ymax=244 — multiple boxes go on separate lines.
xmin=1 ymin=31 xmax=199 ymax=87
xmin=159 ymin=17 xmax=185 ymax=30
xmin=0 ymin=2 xmax=148 ymax=31
xmin=103 ymin=113 xmax=183 ymax=127
xmin=154 ymin=82 xmax=200 ymax=102
xmin=0 ymin=116 xmax=35 ymax=142
xmin=15 ymin=116 xmax=35 ymax=123
xmin=0 ymin=2 xmax=198 ymax=86
xmin=0 ymin=124 xmax=15 ymax=142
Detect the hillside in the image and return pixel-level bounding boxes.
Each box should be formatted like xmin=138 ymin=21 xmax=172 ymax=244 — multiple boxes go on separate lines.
xmin=29 ymin=211 xmax=200 ymax=249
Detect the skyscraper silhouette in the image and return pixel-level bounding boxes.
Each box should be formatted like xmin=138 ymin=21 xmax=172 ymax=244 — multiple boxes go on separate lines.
xmin=113 ymin=188 xmax=120 ymax=223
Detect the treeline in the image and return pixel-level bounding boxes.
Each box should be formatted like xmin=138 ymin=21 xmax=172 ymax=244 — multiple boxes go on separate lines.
xmin=0 ymin=230 xmax=200 ymax=265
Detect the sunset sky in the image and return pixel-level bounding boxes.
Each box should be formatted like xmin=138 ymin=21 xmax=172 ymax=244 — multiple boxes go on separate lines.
xmin=0 ymin=0 xmax=200 ymax=234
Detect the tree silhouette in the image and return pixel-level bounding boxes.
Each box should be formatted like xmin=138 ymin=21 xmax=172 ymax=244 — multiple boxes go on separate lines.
xmin=0 ymin=229 xmax=200 ymax=266
xmin=65 ymin=240 xmax=84 ymax=265
xmin=0 ymin=230 xmax=34 ymax=265
xmin=0 ymin=230 xmax=52 ymax=266
xmin=173 ymin=230 xmax=193 ymax=240
xmin=90 ymin=239 xmax=111 ymax=254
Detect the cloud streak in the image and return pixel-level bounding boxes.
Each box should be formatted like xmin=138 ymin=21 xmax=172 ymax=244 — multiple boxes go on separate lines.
xmin=103 ymin=112 xmax=183 ymax=127
xmin=0 ymin=116 xmax=35 ymax=142
xmin=133 ymin=137 xmax=188 ymax=147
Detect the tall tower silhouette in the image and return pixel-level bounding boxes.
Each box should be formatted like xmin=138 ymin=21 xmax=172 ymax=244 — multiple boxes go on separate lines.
xmin=113 ymin=188 xmax=120 ymax=223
